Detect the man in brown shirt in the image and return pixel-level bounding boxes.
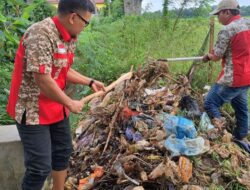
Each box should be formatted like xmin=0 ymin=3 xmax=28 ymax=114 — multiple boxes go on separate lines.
xmin=7 ymin=0 xmax=105 ymax=189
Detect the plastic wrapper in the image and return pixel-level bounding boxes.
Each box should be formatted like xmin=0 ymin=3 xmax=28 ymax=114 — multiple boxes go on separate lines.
xmin=163 ymin=114 xmax=197 ymax=139
xmin=164 ymin=134 xmax=210 ymax=157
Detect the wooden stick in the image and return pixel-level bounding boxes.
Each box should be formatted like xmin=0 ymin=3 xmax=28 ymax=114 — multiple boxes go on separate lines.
xmin=186 ymin=31 xmax=210 ymax=81
xmin=102 ymin=94 xmax=124 ymax=154
xmin=208 ymin=17 xmax=215 ymax=82
xmin=209 ymin=17 xmax=215 ymax=54
xmin=80 ymin=72 xmax=133 ymax=104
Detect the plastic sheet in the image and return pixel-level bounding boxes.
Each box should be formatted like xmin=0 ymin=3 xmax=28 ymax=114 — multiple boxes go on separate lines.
xmin=165 ymin=134 xmax=210 ymax=157
xmin=199 ymin=112 xmax=214 ymax=132
xmin=125 ymin=127 xmax=143 ymax=142
xmin=163 ymin=114 xmax=197 ymax=139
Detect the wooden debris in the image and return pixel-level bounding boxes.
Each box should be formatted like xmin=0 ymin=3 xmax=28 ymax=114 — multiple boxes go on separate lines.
xmin=68 ymin=60 xmax=250 ymax=190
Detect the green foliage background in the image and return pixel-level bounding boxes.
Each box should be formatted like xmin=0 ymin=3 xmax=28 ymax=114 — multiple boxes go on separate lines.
xmin=73 ymin=15 xmax=218 ymax=89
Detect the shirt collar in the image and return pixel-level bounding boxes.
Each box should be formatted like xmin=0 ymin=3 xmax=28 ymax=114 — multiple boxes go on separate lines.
xmin=52 ymin=16 xmax=77 ymax=42
xmin=226 ymin=15 xmax=241 ymax=25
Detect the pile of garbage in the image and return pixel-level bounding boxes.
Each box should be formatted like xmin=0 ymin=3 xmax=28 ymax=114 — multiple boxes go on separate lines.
xmin=66 ymin=60 xmax=250 ymax=190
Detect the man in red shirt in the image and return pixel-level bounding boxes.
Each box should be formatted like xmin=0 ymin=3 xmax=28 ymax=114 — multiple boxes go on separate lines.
xmin=6 ymin=0 xmax=105 ymax=189
xmin=203 ymin=0 xmax=250 ymax=141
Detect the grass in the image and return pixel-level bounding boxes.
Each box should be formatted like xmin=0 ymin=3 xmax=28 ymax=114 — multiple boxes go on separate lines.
xmin=73 ymin=16 xmax=216 ymax=86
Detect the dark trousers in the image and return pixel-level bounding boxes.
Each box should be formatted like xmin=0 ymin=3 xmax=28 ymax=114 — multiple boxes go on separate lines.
xmin=204 ymin=83 xmax=249 ymax=139
xmin=16 ymin=117 xmax=72 ymax=190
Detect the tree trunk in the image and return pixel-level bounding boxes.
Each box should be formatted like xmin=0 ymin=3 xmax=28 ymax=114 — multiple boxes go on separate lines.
xmin=163 ymin=0 xmax=169 ymax=17
xmin=123 ymin=0 xmax=142 ymax=15
xmin=162 ymin=0 xmax=170 ymax=27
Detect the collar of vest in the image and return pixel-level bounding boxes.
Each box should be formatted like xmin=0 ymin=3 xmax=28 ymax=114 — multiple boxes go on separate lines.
xmin=52 ymin=16 xmax=76 ymax=42
xmin=226 ymin=15 xmax=241 ymax=25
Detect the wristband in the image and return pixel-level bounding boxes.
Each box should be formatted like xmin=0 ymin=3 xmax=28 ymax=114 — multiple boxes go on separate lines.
xmin=89 ymin=79 xmax=94 ymax=87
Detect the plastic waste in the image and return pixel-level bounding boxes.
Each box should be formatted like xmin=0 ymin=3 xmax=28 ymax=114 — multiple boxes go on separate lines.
xmin=163 ymin=114 xmax=197 ymax=139
xmin=120 ymin=106 xmax=139 ymax=121
xmin=125 ymin=127 xmax=135 ymax=141
xmin=144 ymin=87 xmax=166 ymax=96
xmin=132 ymin=113 xmax=155 ymax=129
xmin=199 ymin=112 xmax=214 ymax=132
xmin=78 ymin=166 xmax=104 ymax=190
xmin=179 ymin=95 xmax=201 ymax=118
xmin=124 ymin=113 xmax=154 ymax=142
xmin=133 ymin=131 xmax=143 ymax=142
xmin=125 ymin=127 xmax=143 ymax=142
xmin=112 ymin=161 xmax=140 ymax=185
xmin=77 ymin=133 xmax=94 ymax=150
xmin=164 ymin=134 xmax=210 ymax=157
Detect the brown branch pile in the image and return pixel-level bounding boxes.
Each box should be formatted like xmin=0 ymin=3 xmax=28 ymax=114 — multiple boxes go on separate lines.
xmin=66 ymin=60 xmax=250 ymax=190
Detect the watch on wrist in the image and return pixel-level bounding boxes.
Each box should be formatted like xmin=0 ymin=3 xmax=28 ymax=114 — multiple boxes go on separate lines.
xmin=89 ymin=79 xmax=94 ymax=87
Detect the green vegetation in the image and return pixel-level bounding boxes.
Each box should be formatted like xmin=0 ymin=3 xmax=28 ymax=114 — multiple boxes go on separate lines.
xmin=73 ymin=15 xmax=219 ymax=89
xmin=77 ymin=16 xmax=205 ymax=78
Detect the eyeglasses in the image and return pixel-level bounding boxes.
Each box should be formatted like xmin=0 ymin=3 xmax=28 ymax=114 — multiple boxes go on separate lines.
xmin=71 ymin=12 xmax=89 ymax=26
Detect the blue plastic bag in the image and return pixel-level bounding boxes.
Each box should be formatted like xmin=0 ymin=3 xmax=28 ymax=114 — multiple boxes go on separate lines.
xmin=125 ymin=127 xmax=143 ymax=142
xmin=164 ymin=134 xmax=210 ymax=157
xmin=163 ymin=114 xmax=197 ymax=139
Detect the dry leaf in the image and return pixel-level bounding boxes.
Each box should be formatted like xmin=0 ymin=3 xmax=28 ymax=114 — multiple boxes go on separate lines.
xmin=164 ymin=158 xmax=180 ymax=184
xmin=178 ymin=156 xmax=193 ymax=183
xmin=123 ymin=160 xmax=136 ymax=173
xmin=155 ymin=130 xmax=167 ymax=141
xmin=230 ymin=154 xmax=239 ymax=171
xmin=222 ymin=130 xmax=232 ymax=143
xmin=213 ymin=144 xmax=230 ymax=158
xmin=148 ymin=162 xmax=165 ymax=179
xmin=181 ymin=185 xmax=204 ymax=190
xmin=132 ymin=187 xmax=145 ymax=190
xmin=140 ymin=171 xmax=148 ymax=181
xmin=237 ymin=171 xmax=250 ymax=188
xmin=120 ymin=135 xmax=129 ymax=147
